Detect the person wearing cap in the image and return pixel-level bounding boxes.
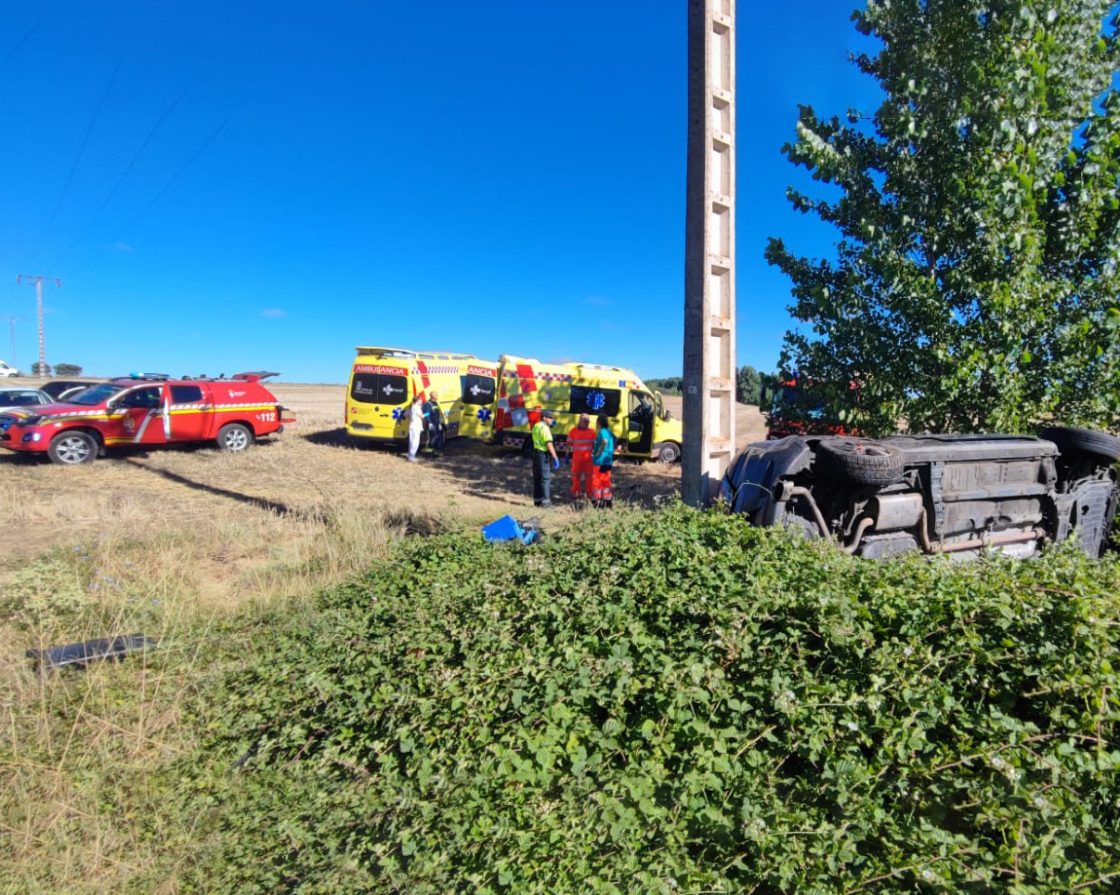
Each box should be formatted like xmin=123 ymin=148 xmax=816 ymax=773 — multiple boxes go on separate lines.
xmin=566 ymin=413 xmax=596 ymax=503
xmin=530 ymin=409 xmax=560 ymax=507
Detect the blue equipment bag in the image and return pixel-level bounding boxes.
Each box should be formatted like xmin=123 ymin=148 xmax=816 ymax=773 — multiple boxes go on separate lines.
xmin=481 ymin=514 xmax=540 ymax=545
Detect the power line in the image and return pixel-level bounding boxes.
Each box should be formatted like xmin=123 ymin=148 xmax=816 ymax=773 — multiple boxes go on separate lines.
xmin=52 ymin=89 xmax=189 ymax=269
xmin=108 ymin=119 xmax=229 ymax=245
xmin=68 ymin=117 xmax=229 ymax=276
xmin=0 ymin=315 xmax=28 ymax=369
xmin=3 ymin=18 xmax=42 ymax=67
xmin=29 ymin=58 xmax=122 ymax=265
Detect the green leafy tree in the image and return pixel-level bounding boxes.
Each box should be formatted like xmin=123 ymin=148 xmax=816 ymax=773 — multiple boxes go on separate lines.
xmin=759 ymin=371 xmax=782 ymax=411
xmin=646 ymin=376 xmax=683 ymax=395
xmin=31 ymin=361 xmax=51 ymax=376
xmin=53 ymin=363 xmax=82 ymax=376
xmin=767 ymin=1 xmax=1120 ymax=435
xmin=735 ymin=365 xmax=762 ymax=405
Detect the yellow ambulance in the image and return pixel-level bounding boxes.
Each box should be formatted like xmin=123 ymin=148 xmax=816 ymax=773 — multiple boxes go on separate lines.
xmin=493 ymin=354 xmax=683 ymax=461
xmin=345 ymin=347 xmax=499 ymax=445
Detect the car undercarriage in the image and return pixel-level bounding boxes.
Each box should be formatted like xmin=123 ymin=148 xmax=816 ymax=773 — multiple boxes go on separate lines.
xmin=720 ymin=427 xmax=1120 ymax=560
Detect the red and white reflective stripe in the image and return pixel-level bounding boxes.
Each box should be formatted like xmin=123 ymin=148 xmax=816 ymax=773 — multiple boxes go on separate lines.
xmin=414 ymin=360 xmax=432 ymax=400
xmin=411 ymin=364 xmax=459 ymax=375
xmin=515 ymin=363 xmax=537 ymax=395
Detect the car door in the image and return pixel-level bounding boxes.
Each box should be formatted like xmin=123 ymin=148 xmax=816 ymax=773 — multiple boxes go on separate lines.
xmin=112 ymin=385 xmax=169 ymax=445
xmin=626 ymin=391 xmax=656 ymax=456
xmin=166 ymin=384 xmax=210 ymax=442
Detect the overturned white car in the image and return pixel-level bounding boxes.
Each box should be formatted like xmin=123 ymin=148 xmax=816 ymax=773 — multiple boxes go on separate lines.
xmin=719 ymin=427 xmax=1119 ymax=559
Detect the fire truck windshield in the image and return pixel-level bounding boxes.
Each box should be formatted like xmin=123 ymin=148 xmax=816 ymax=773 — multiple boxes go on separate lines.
xmin=65 ymin=383 xmax=126 ymax=406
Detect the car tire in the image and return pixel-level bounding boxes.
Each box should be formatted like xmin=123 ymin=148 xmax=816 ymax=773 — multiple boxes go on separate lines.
xmin=657 ymin=441 xmax=681 ymax=464
xmin=815 ymin=438 xmax=904 ymax=486
xmin=48 ymin=430 xmax=97 ymax=465
xmin=1040 ymin=426 xmax=1120 ymax=463
xmin=216 ymin=422 xmax=253 ymax=452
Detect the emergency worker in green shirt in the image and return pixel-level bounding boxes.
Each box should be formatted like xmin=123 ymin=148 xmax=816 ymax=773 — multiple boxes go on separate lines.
xmin=530 ymin=409 xmax=560 ymax=507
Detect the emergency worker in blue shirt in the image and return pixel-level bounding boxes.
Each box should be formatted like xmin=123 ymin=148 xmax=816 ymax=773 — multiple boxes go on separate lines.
xmin=530 ymin=409 xmax=560 ymax=507
xmin=590 ymin=413 xmax=615 ymax=508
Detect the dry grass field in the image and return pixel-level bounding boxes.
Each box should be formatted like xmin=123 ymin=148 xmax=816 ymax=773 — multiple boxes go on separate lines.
xmin=0 ymin=383 xmax=766 ymax=574
xmin=0 ymin=380 xmax=767 ymax=892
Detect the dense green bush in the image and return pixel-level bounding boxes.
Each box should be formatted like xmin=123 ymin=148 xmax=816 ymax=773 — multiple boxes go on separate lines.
xmin=183 ymin=507 xmax=1120 ymax=893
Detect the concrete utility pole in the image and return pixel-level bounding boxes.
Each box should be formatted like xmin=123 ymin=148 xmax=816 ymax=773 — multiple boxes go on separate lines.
xmin=17 ymin=274 xmax=60 ymax=378
xmin=683 ymin=0 xmax=736 ymax=506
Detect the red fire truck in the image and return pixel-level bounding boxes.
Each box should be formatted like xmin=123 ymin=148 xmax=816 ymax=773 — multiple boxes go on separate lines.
xmin=0 ymin=373 xmax=293 ymax=465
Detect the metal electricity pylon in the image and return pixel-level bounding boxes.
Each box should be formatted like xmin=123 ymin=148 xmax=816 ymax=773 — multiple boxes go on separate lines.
xmin=683 ymin=0 xmax=736 ymax=506
xmin=0 ymin=315 xmax=28 ymax=369
xmin=17 ymin=274 xmax=61 ymax=378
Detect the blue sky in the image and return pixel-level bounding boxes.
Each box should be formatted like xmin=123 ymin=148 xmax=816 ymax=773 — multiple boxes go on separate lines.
xmin=0 ymin=1 xmax=879 ymax=383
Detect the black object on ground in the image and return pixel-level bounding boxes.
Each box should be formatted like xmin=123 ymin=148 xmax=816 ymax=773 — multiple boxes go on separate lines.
xmin=26 ymin=633 xmax=158 ymax=672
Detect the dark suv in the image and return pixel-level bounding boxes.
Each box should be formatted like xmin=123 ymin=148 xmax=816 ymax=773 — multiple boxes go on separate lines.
xmin=719 ymin=427 xmax=1119 ymax=559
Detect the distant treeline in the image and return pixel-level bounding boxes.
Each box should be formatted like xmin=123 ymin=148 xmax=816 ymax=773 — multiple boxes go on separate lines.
xmin=647 ymin=366 xmax=781 ymax=407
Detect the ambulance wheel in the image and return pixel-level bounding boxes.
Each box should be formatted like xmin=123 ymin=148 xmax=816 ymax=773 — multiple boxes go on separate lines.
xmin=216 ymin=423 xmax=253 ymax=453
xmin=657 ymin=442 xmax=681 ymax=464
xmin=48 ymin=431 xmax=98 ymax=465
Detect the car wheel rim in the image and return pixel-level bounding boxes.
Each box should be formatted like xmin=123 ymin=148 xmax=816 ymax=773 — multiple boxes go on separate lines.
xmin=57 ymin=437 xmax=90 ymax=463
xmin=226 ymin=429 xmax=248 ymax=450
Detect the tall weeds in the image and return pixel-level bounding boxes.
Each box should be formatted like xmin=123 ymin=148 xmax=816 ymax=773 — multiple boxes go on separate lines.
xmin=0 ymin=504 xmax=440 ymax=894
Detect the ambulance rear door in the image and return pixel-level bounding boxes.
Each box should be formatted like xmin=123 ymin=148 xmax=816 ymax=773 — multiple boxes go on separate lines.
xmin=348 ymin=364 xmax=411 ymax=438
xmin=457 ymin=363 xmax=498 ymax=440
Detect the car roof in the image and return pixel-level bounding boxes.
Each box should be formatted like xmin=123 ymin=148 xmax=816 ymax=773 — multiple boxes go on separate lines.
xmin=0 ymin=387 xmax=46 ymax=396
xmin=106 ymin=371 xmax=278 ymax=386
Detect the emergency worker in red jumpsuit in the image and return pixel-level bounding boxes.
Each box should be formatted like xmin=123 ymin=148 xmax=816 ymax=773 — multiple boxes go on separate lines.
xmin=566 ymin=413 xmax=596 ymax=501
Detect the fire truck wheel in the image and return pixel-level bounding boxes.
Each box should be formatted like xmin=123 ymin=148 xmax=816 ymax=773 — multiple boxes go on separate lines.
xmin=216 ymin=423 xmax=253 ymax=453
xmin=815 ymin=438 xmax=904 ymax=486
xmin=48 ymin=431 xmax=98 ymax=465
